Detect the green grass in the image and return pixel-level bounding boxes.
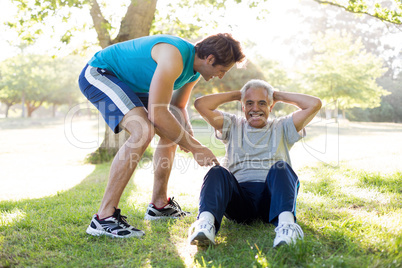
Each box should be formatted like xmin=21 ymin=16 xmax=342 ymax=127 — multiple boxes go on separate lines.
xmin=1 ymin=162 xmax=401 ymax=267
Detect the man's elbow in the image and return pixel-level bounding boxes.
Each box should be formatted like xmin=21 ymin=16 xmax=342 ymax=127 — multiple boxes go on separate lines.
xmin=194 ymin=97 xmax=203 ymax=112
xmin=313 ymin=97 xmax=322 ymax=111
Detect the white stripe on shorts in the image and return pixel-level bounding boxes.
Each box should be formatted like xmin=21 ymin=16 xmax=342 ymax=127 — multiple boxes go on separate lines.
xmin=85 ymin=65 xmax=131 ymax=114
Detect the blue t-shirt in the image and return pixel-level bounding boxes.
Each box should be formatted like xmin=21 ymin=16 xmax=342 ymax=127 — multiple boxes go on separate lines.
xmin=88 ymin=35 xmax=200 ymax=93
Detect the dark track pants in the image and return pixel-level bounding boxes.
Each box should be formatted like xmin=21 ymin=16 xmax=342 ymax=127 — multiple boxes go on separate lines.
xmin=198 ymin=161 xmax=300 ymax=233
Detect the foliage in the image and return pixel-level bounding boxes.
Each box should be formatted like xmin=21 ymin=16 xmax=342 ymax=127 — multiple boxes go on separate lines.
xmin=0 ymin=84 xmax=20 ymax=118
xmin=45 ymin=56 xmax=83 ymax=107
xmin=7 ymin=0 xmax=269 ymax=49
xmin=151 ymin=0 xmax=269 ymax=39
xmin=256 ymin=58 xmax=292 ymax=90
xmin=380 ymin=73 xmax=402 ymax=122
xmin=0 ymin=54 xmax=82 ymax=117
xmin=304 ymin=30 xmax=389 ymax=110
xmin=280 ymin=0 xmax=401 ymax=81
xmin=347 ymin=73 xmax=402 ymax=122
xmin=6 ymin=0 xmax=88 ymax=45
xmin=313 ymin=0 xmax=402 ymax=25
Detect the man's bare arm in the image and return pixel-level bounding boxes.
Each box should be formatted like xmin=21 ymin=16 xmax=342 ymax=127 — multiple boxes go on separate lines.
xmin=272 ymin=91 xmax=322 ymax=132
xmin=194 ymin=91 xmax=242 ymax=133
xmin=170 ymin=78 xmax=200 ymax=152
xmin=148 ymin=44 xmax=218 ymax=166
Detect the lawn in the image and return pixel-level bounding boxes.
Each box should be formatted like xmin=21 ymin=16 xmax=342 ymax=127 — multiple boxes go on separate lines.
xmin=0 ymin=118 xmax=402 ymax=267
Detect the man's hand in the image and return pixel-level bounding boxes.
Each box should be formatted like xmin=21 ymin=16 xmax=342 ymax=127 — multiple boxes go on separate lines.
xmin=192 ymin=145 xmax=220 ymax=166
xmin=269 ymin=91 xmax=279 ymax=112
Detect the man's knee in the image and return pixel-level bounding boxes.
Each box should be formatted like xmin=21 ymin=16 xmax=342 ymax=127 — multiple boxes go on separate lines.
xmin=204 ymin=166 xmax=230 ymax=182
xmin=124 ymin=116 xmax=155 ymax=148
xmin=267 ymin=161 xmax=298 ymax=185
xmin=272 ymin=160 xmax=289 ymax=170
xmin=208 ymin=165 xmax=226 ymax=174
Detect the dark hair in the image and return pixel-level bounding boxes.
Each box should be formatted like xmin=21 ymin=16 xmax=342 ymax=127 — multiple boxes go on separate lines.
xmin=194 ymin=33 xmax=246 ymax=67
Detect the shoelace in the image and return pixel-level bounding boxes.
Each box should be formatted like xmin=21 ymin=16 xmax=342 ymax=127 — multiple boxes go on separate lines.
xmin=114 ymin=208 xmax=130 ymax=228
xmin=168 ymin=197 xmax=182 ymax=211
xmin=275 ymin=223 xmax=304 ymax=239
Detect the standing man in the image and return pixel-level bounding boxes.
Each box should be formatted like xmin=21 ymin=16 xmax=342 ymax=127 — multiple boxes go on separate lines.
xmin=79 ymin=33 xmax=246 ymax=238
xmin=188 ymin=79 xmax=321 ymax=247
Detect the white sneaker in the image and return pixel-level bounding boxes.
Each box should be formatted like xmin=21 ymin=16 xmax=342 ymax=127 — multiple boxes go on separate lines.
xmin=188 ymin=219 xmax=216 ymax=246
xmin=273 ymin=222 xmax=304 ymax=248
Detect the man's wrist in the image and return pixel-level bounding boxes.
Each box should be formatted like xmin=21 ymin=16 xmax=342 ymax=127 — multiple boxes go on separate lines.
xmin=233 ymin=91 xmax=242 ymax=101
xmin=273 ymin=91 xmax=283 ymax=102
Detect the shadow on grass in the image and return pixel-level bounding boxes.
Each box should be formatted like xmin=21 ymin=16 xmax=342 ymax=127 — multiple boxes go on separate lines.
xmin=0 ymin=162 xmax=184 ymax=267
xmin=145 ymin=220 xmax=186 ymax=267
xmin=193 ymin=219 xmax=273 ymax=267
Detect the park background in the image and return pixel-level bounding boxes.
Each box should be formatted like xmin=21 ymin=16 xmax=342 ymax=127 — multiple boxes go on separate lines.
xmin=0 ymin=0 xmax=401 ymax=267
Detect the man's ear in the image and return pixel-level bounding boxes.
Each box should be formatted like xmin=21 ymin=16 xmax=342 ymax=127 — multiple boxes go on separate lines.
xmin=269 ymin=103 xmax=275 ymax=113
xmin=206 ymin=54 xmax=215 ymax=65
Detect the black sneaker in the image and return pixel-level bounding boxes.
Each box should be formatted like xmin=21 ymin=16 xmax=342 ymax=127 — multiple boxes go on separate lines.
xmin=86 ymin=208 xmax=145 ymax=238
xmin=144 ymin=197 xmax=190 ymax=220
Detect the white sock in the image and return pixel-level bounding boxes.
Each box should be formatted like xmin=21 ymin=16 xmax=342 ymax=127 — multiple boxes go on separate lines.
xmin=278 ymin=211 xmax=295 ymax=224
xmin=199 ymin=211 xmax=215 ymax=223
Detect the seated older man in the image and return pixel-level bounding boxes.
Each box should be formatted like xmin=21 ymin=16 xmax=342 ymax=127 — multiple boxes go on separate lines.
xmin=188 ymin=79 xmax=321 ymax=247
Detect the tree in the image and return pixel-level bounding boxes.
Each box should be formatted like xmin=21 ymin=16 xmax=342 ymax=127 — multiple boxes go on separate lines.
xmin=0 ymin=85 xmax=20 ymax=118
xmin=308 ymin=0 xmax=401 ymax=78
xmin=0 ymin=54 xmax=82 ymax=117
xmin=304 ymin=30 xmax=389 ymax=119
xmin=45 ymin=57 xmax=84 ymax=117
xmin=256 ymin=58 xmax=292 ymax=90
xmin=0 ymin=55 xmax=41 ymax=117
xmin=7 ymin=0 xmax=157 ymax=157
xmin=313 ymin=0 xmax=402 ymax=26
xmin=279 ymin=0 xmax=401 ymax=78
xmin=377 ymin=73 xmax=402 ymax=122
xmin=7 ymin=0 xmax=269 ymax=161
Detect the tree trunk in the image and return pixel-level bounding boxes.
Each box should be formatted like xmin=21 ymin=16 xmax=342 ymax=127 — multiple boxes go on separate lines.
xmin=52 ymin=104 xmax=57 ymax=117
xmin=25 ymin=101 xmax=43 ymax=118
xmin=26 ymin=102 xmax=36 ymax=118
xmin=21 ymin=93 xmax=26 ymax=118
xmin=333 ymin=98 xmax=338 ymax=123
xmin=5 ymin=104 xmax=11 ymax=118
xmin=27 ymin=105 xmax=34 ymax=118
xmin=87 ymin=0 xmax=158 ymax=162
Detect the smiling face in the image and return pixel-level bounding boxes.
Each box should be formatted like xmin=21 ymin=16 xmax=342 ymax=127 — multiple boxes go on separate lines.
xmin=242 ymin=87 xmax=270 ymax=128
xmin=198 ymin=55 xmax=234 ymax=81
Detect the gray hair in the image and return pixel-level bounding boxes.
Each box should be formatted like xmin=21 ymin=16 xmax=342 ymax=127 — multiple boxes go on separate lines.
xmin=240 ymin=79 xmax=275 ymax=105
